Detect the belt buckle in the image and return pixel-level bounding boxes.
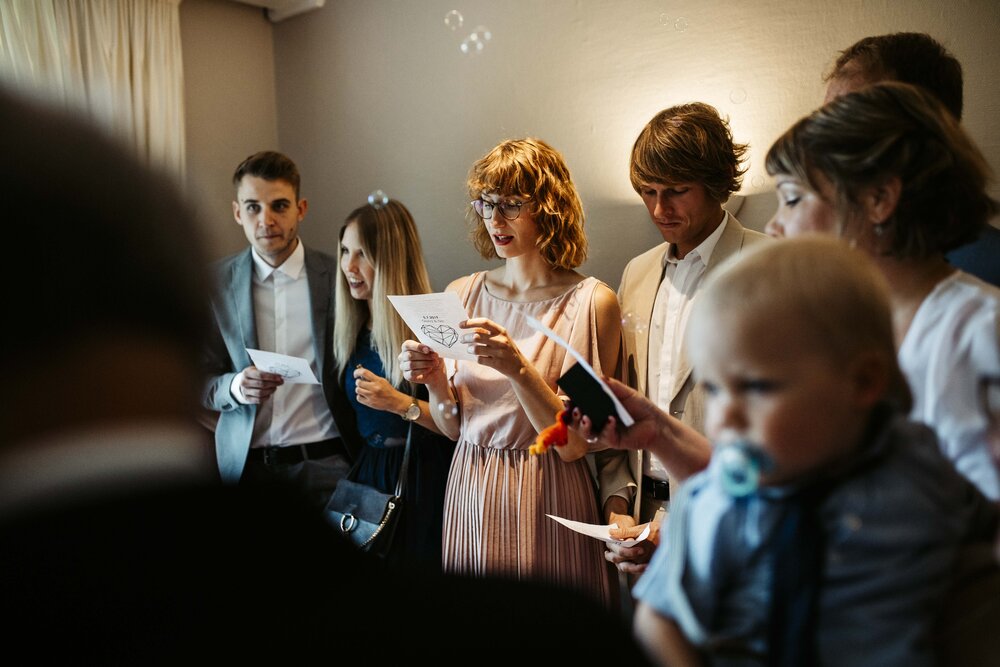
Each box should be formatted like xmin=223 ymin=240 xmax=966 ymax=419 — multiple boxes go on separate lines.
xmin=261 ymin=446 xmax=276 ymax=466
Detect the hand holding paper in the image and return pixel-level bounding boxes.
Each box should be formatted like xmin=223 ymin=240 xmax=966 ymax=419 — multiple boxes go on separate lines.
xmin=245 ymin=348 xmax=319 ymax=384
xmin=387 ymin=292 xmax=477 ymax=361
xmin=546 ymin=514 xmax=651 ymax=547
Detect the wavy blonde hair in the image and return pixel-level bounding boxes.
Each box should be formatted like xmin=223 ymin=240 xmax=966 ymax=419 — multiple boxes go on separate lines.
xmin=467 ymin=137 xmax=587 ymax=269
xmin=333 ymin=199 xmax=432 ymax=387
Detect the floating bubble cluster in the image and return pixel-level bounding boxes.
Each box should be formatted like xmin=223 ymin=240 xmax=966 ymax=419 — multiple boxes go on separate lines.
xmin=367 ymin=189 xmax=389 ymax=208
xmin=674 ymin=16 xmax=689 ymax=31
xmin=459 ymin=24 xmax=493 ymax=55
xmin=460 ymin=36 xmax=484 ymax=55
xmin=437 ymin=401 xmax=460 ymax=419
xmin=445 ymin=10 xmax=492 ymax=56
xmin=444 ymin=10 xmax=463 ymax=31
xmin=471 ymin=25 xmax=492 ymax=42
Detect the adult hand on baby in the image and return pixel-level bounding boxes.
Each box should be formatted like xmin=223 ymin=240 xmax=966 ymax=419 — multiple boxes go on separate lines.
xmin=460 ymin=317 xmax=528 ymax=377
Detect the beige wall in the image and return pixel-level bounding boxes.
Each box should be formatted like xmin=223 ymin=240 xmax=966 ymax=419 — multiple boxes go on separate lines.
xmin=181 ymin=0 xmax=279 ymax=259
xmin=185 ymin=0 xmax=1000 ymax=288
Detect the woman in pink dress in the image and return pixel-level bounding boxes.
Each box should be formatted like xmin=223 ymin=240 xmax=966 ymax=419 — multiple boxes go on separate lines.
xmin=401 ymin=138 xmax=624 ymax=606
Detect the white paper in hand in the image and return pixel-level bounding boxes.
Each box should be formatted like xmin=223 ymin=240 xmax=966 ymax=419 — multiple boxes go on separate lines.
xmin=546 ymin=514 xmax=651 ymax=546
xmin=387 ymin=292 xmax=478 ymax=361
xmin=246 ymin=349 xmax=320 ymax=384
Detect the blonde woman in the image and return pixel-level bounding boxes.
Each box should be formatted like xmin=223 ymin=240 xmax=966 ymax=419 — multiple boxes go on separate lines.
xmin=400 ymin=138 xmax=625 ymax=606
xmin=334 ymin=199 xmax=454 ymax=569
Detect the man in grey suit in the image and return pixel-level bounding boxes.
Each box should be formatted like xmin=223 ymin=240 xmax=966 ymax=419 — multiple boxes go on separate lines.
xmin=600 ymin=104 xmax=769 ymax=576
xmin=202 ymin=151 xmax=358 ymax=507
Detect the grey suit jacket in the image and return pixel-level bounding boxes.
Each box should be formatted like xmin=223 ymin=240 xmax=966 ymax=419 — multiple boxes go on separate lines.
xmin=608 ymin=215 xmax=769 ymax=519
xmin=201 ymin=245 xmax=360 ymax=483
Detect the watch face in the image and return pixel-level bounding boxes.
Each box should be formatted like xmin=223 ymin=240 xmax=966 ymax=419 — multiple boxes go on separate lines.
xmin=404 ymin=402 xmax=421 ymax=421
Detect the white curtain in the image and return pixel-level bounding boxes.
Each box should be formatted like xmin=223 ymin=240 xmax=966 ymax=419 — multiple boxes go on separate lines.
xmin=0 ymin=0 xmax=186 ymax=176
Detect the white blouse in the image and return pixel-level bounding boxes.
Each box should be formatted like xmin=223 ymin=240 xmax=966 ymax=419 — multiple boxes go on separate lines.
xmin=898 ymin=270 xmax=1000 ymax=499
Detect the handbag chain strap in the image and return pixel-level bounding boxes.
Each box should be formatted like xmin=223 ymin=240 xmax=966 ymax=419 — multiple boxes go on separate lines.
xmin=393 ymin=389 xmax=416 ymax=499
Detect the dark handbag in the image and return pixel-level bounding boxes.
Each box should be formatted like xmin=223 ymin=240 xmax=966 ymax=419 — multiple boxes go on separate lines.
xmin=324 ymin=421 xmax=412 ymax=558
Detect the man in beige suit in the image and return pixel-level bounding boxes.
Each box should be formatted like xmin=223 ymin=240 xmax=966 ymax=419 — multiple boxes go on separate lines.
xmin=601 ymin=103 xmax=769 ymax=576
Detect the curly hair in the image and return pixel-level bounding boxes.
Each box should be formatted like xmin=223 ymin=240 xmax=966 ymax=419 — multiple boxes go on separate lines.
xmin=630 ymin=102 xmax=748 ymax=203
xmin=765 ymin=81 xmax=994 ymax=259
xmin=466 ymin=138 xmax=587 ymax=269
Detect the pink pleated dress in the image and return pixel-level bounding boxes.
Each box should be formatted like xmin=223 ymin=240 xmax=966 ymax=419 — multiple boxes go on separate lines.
xmin=442 ymin=272 xmax=615 ymax=606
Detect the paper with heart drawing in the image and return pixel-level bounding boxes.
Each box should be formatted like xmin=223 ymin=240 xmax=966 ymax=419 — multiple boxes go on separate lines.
xmin=387 ymin=292 xmax=478 ymax=361
xmin=245 ymin=348 xmax=320 ymax=384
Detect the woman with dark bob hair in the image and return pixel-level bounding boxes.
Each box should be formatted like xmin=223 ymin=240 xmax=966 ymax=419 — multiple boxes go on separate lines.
xmin=765 ymin=80 xmax=1000 ymax=499
xmin=400 ymin=138 xmax=625 ymax=606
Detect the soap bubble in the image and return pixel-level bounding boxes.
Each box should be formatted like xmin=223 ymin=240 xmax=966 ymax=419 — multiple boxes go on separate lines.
xmin=437 ymin=401 xmax=459 ymax=419
xmin=658 ymin=12 xmax=670 ymax=25
xmin=674 ymin=17 xmax=688 ymax=31
xmin=460 ymin=36 xmax=484 ymax=55
xmin=621 ymin=311 xmax=649 ymax=333
xmin=471 ymin=25 xmax=492 ymax=42
xmin=444 ymin=10 xmax=463 ymax=31
xmin=751 ymin=175 xmax=765 ymax=189
xmin=729 ymin=87 xmax=747 ymax=104
xmin=367 ymin=189 xmax=389 ymax=208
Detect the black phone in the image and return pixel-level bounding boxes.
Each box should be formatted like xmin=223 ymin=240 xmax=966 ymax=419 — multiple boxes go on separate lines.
xmin=557 ymin=363 xmax=616 ymax=431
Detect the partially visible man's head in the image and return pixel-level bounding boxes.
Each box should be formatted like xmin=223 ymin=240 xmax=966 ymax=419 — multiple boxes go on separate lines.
xmin=0 ymin=85 xmax=210 ymax=442
xmin=824 ymin=32 xmax=963 ymax=119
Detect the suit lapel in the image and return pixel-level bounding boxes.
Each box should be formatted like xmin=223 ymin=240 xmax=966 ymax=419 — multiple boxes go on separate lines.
xmin=635 ymin=252 xmax=667 ymax=397
xmin=231 ymin=249 xmax=257 ymax=351
xmin=304 ymin=247 xmax=331 ymax=373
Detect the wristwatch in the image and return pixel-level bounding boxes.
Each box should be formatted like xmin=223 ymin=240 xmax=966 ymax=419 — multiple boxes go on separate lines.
xmin=402 ymin=399 xmax=421 ymax=422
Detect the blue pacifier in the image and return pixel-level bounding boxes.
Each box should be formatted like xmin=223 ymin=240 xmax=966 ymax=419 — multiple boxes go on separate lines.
xmin=715 ymin=440 xmax=773 ymax=498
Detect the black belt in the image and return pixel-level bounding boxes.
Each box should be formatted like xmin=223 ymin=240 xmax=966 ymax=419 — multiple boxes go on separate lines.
xmin=248 ymin=438 xmax=346 ymax=467
xmin=642 ymin=475 xmax=671 ymax=501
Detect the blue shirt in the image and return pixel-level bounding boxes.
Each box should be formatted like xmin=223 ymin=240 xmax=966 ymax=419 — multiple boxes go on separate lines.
xmin=634 ymin=413 xmax=998 ymax=667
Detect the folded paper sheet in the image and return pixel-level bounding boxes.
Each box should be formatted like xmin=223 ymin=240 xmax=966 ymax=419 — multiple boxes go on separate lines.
xmin=546 ymin=514 xmax=651 ymax=546
xmin=246 ymin=348 xmax=319 ymax=384
xmin=388 ymin=292 xmax=478 ymax=361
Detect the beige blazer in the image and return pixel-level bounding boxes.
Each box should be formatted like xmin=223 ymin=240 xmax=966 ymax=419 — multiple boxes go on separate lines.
xmin=608 ymin=214 xmax=769 ymax=520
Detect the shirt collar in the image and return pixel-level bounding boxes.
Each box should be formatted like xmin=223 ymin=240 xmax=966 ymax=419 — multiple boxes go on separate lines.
xmin=251 ymin=239 xmax=304 ymax=281
xmin=662 ymin=211 xmax=731 ymax=268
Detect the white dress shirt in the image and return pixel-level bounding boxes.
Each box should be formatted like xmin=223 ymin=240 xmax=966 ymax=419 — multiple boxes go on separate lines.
xmin=232 ymin=241 xmax=338 ymax=448
xmin=643 ymin=213 xmax=730 ymax=480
